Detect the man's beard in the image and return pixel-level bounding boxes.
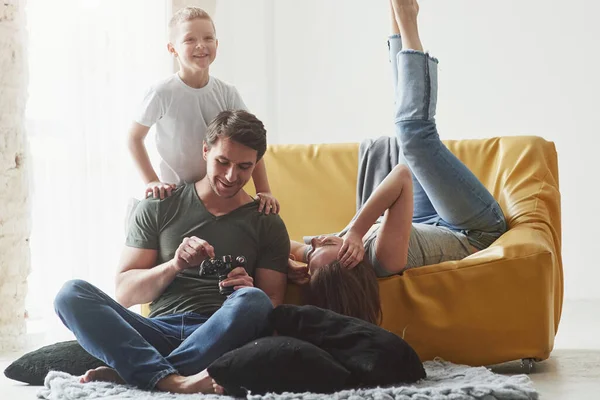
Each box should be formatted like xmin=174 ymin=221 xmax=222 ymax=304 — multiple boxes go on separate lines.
xmin=208 ymin=176 xmax=240 ymax=199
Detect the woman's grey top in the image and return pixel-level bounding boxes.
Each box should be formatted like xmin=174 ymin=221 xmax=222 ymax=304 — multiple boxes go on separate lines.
xmin=304 ymin=222 xmax=472 ymax=277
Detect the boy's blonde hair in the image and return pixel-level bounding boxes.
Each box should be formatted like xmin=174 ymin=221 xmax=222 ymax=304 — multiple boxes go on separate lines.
xmin=169 ymin=7 xmax=216 ymax=39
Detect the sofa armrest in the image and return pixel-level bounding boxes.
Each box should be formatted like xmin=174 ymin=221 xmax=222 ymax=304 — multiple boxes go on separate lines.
xmin=377 ymin=223 xmax=562 ymax=365
xmin=400 ymin=223 xmax=556 ymax=279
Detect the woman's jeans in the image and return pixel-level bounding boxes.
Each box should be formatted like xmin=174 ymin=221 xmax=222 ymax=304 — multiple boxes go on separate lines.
xmin=389 ymin=35 xmax=507 ymax=249
xmin=54 ymin=279 xmax=273 ymax=390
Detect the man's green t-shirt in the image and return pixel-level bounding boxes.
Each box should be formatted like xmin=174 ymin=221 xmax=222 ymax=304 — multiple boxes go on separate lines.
xmin=126 ymin=184 xmax=290 ymax=317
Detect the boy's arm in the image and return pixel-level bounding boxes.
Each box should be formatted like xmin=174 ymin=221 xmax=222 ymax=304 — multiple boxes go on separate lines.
xmin=252 ymin=159 xmax=281 ymax=214
xmin=230 ymin=86 xmax=268 ymax=192
xmin=231 ymin=87 xmax=277 ymax=211
xmin=252 ymin=158 xmax=271 ymax=194
xmin=127 ymin=122 xmax=159 ymax=185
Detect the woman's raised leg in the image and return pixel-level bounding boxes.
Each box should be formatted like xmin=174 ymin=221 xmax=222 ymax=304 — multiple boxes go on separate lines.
xmin=388 ymin=0 xmax=437 ymax=223
xmin=391 ymin=0 xmax=506 ymax=245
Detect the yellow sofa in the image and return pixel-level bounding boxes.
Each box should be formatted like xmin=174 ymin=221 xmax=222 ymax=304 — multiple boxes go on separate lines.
xmin=246 ymin=135 xmax=563 ymax=367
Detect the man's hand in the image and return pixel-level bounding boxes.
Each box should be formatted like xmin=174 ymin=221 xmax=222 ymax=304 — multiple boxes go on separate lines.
xmin=172 ymin=237 xmax=215 ymax=272
xmin=338 ymin=230 xmax=365 ymax=269
xmin=288 ymin=258 xmax=310 ymax=285
xmin=146 ymin=181 xmax=177 ymax=200
xmin=220 ymin=267 xmax=254 ymax=291
xmin=256 ymin=192 xmax=280 ymax=215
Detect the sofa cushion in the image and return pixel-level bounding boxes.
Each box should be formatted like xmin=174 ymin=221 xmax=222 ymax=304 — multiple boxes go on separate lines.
xmin=3 ymin=340 xmax=106 ymax=385
xmin=270 ymin=304 xmax=426 ymax=387
xmin=208 ymin=336 xmax=350 ymax=396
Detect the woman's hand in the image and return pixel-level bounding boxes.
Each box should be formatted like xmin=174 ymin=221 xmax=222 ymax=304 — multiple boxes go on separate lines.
xmin=338 ymin=231 xmax=365 ymax=269
xmin=256 ymin=192 xmax=280 ymax=215
xmin=287 ymin=257 xmax=310 ymax=285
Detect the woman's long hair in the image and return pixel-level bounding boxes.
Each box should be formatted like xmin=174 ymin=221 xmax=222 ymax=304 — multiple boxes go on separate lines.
xmin=305 ymin=260 xmax=382 ymax=325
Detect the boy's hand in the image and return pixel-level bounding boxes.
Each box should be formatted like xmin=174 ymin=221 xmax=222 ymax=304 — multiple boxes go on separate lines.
xmin=338 ymin=231 xmax=365 ymax=269
xmin=287 ymin=257 xmax=310 ymax=285
xmin=172 ymin=236 xmax=215 ymax=272
xmin=145 ymin=181 xmax=177 ymax=200
xmin=256 ymin=192 xmax=280 ymax=215
xmin=220 ymin=267 xmax=254 ymax=291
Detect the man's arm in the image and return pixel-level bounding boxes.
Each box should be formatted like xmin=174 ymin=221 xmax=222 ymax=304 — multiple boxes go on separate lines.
xmin=254 ymin=268 xmax=287 ymax=307
xmin=116 ymin=235 xmax=215 ymax=308
xmin=119 ymin=197 xmax=176 ymax=307
xmin=115 ymin=246 xmax=180 ymax=308
xmin=253 ymin=216 xmax=291 ymax=306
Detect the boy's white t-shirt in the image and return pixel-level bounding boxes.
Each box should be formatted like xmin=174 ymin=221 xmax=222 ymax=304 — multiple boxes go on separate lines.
xmin=135 ymin=74 xmax=247 ymax=184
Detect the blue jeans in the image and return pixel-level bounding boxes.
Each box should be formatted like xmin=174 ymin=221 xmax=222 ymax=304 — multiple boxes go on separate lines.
xmin=54 ymin=279 xmax=273 ymax=390
xmin=389 ymin=35 xmax=507 ymax=249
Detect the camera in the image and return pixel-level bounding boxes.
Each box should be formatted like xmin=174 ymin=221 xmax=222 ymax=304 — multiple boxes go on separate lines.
xmin=199 ymin=255 xmax=247 ymax=296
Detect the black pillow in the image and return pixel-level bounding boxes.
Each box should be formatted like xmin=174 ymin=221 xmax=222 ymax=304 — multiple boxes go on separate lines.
xmin=4 ymin=340 xmax=106 ymax=385
xmin=270 ymin=304 xmax=426 ymax=387
xmin=208 ymin=336 xmax=350 ymax=397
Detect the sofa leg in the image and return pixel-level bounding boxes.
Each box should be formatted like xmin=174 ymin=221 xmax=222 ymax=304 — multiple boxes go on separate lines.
xmin=520 ymin=358 xmax=535 ymax=373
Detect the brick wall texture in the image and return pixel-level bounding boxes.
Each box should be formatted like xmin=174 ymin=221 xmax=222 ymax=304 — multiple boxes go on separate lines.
xmin=0 ymin=0 xmax=31 ymax=352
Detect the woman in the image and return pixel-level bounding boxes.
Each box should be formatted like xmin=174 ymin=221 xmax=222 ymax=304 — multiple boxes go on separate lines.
xmin=288 ymin=0 xmax=508 ymax=325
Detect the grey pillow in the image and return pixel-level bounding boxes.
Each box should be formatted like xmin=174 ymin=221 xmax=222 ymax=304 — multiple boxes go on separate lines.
xmin=3 ymin=340 xmax=106 ymax=385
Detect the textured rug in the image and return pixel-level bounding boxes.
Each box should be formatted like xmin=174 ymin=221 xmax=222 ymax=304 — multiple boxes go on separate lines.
xmin=37 ymin=360 xmax=538 ymax=400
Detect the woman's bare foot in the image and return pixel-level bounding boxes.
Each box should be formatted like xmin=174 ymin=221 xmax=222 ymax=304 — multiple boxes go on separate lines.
xmin=393 ymin=0 xmax=419 ymax=20
xmin=391 ymin=0 xmax=423 ymax=51
xmin=155 ymin=369 xmax=215 ymax=394
xmin=79 ymin=366 xmax=125 ymax=384
xmin=390 ymin=0 xmax=400 ymax=34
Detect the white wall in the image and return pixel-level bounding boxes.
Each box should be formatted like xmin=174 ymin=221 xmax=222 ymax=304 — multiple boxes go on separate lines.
xmin=212 ymin=0 xmax=278 ymax=139
xmin=212 ymin=0 xmax=599 ymax=300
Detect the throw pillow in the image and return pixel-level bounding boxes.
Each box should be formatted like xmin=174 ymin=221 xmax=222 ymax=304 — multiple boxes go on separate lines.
xmin=3 ymin=340 xmax=106 ymax=385
xmin=270 ymin=304 xmax=426 ymax=387
xmin=208 ymin=336 xmax=350 ymax=397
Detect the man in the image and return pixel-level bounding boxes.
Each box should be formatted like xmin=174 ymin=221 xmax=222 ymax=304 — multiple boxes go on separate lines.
xmin=54 ymin=110 xmax=290 ymax=394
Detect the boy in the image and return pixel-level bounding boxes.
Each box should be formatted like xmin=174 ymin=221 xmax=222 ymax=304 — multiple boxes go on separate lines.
xmin=128 ymin=7 xmax=279 ymax=214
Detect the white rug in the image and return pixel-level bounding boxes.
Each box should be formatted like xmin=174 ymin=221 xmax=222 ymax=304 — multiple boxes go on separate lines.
xmin=37 ymin=360 xmax=538 ymax=400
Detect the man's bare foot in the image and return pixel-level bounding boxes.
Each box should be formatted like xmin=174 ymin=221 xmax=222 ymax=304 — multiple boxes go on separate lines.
xmin=155 ymin=369 xmax=214 ymax=394
xmin=213 ymin=379 xmax=226 ymax=395
xmin=79 ymin=366 xmax=125 ymax=384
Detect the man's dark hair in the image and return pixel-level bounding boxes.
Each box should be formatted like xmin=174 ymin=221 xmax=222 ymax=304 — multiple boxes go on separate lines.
xmin=205 ymin=110 xmax=267 ymax=161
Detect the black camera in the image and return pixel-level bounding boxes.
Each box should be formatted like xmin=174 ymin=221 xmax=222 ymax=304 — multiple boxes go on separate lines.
xmin=199 ymin=255 xmax=247 ymax=296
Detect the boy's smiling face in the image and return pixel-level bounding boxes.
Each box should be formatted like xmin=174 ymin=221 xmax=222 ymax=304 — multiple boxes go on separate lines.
xmin=169 ymin=18 xmax=218 ymax=72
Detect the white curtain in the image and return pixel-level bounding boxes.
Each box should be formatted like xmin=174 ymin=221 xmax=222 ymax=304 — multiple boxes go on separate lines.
xmin=25 ymin=0 xmax=170 ymax=343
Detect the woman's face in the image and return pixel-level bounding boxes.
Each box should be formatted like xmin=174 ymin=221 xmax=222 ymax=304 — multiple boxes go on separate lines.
xmin=307 ymin=235 xmax=343 ymax=273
